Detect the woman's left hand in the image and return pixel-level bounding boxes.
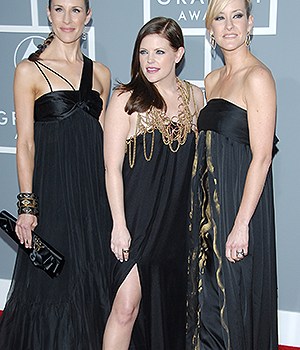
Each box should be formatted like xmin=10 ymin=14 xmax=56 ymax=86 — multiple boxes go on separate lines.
xmin=225 ymin=223 xmax=249 ymax=263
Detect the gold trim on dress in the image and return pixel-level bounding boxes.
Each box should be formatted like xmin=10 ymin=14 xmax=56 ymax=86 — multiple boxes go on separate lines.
xmin=125 ymin=78 xmax=198 ymax=168
xmin=206 ymin=131 xmax=230 ymax=349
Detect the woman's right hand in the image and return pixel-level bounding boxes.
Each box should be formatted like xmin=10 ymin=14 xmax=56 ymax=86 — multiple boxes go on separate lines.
xmin=15 ymin=214 xmax=37 ymax=249
xmin=111 ymin=225 xmax=131 ymax=262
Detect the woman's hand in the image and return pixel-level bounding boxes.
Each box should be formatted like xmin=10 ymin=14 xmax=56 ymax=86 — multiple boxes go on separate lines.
xmin=111 ymin=225 xmax=131 ymax=262
xmin=15 ymin=214 xmax=37 ymax=249
xmin=225 ymin=223 xmax=249 ymax=263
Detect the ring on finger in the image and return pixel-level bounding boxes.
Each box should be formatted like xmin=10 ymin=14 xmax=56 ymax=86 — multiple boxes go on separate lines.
xmin=236 ymin=249 xmax=245 ymax=258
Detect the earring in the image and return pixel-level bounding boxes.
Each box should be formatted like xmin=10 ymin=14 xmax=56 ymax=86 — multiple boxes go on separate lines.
xmin=209 ymin=33 xmax=216 ymax=50
xmin=245 ymin=32 xmax=251 ymax=47
xmin=81 ymin=31 xmax=87 ymax=41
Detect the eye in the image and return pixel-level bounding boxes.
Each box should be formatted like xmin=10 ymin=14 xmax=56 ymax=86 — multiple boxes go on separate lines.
xmin=139 ymin=49 xmax=148 ymax=55
xmin=72 ymin=8 xmax=82 ymax=13
xmin=54 ymin=6 xmax=63 ymax=12
xmin=214 ymin=15 xmax=224 ymax=21
xmin=233 ymin=13 xmax=244 ymax=19
xmin=156 ymin=49 xmax=165 ymax=55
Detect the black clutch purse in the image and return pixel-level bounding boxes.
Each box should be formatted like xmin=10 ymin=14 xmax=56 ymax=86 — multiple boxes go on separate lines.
xmin=0 ymin=210 xmax=65 ymax=278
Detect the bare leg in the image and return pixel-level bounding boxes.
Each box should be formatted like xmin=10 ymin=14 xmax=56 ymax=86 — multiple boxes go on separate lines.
xmin=102 ymin=265 xmax=141 ymax=350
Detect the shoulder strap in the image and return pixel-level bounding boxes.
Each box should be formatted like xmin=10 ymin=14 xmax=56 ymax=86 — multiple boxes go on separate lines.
xmin=34 ymin=61 xmax=53 ymax=92
xmin=34 ymin=60 xmax=76 ymax=91
xmin=79 ymin=55 xmax=93 ymax=99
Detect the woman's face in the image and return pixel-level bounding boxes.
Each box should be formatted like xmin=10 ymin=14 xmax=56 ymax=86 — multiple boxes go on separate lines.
xmin=47 ymin=0 xmax=91 ymax=44
xmin=139 ymin=33 xmax=184 ymax=85
xmin=209 ymin=0 xmax=253 ymax=52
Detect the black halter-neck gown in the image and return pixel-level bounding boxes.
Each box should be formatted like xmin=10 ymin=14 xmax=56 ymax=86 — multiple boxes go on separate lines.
xmin=0 ymin=55 xmax=111 ymax=349
xmin=186 ymin=99 xmax=278 ymax=350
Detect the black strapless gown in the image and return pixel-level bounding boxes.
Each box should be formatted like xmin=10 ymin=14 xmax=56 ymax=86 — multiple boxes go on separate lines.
xmin=110 ymin=128 xmax=196 ymax=350
xmin=186 ymin=99 xmax=278 ymax=350
xmin=0 ymin=56 xmax=111 ymax=349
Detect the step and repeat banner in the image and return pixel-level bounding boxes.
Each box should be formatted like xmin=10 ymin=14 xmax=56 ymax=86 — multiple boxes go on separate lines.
xmin=0 ymin=0 xmax=299 ymax=346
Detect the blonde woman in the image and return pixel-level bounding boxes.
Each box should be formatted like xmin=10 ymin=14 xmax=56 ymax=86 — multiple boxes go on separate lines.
xmin=187 ymin=0 xmax=278 ymax=349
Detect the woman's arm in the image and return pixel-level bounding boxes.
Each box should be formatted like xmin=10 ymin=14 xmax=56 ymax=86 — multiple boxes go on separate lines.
xmin=14 ymin=61 xmax=39 ymax=248
xmin=190 ymin=84 xmax=204 ymax=126
xmin=104 ymin=90 xmax=132 ymax=262
xmin=225 ymin=65 xmax=276 ymax=262
xmin=94 ymin=61 xmax=111 ymax=127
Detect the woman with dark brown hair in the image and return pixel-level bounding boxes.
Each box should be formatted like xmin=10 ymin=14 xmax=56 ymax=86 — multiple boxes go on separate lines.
xmin=103 ymin=16 xmax=204 ymax=350
xmin=0 ymin=0 xmax=111 ymax=348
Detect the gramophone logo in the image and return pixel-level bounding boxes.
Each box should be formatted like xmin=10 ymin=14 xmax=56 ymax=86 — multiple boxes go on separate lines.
xmin=0 ymin=0 xmax=95 ymax=154
xmin=14 ymin=36 xmax=45 ymax=67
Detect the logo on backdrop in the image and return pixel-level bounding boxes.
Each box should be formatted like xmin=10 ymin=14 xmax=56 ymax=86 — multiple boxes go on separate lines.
xmin=14 ymin=36 xmax=45 ymax=67
xmin=144 ymin=0 xmax=278 ymax=85
xmin=145 ymin=0 xmax=277 ymax=28
xmin=0 ymin=0 xmax=96 ymax=153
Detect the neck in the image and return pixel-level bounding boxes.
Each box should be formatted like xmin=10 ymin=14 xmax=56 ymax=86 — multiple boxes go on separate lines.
xmin=222 ymin=46 xmax=252 ymax=75
xmin=47 ymin=36 xmax=83 ymax=63
xmin=154 ymin=75 xmax=178 ymax=98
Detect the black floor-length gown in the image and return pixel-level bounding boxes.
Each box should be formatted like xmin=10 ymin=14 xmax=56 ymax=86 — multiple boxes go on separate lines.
xmin=186 ymin=99 xmax=278 ymax=350
xmin=109 ymin=81 xmax=198 ymax=350
xmin=0 ymin=55 xmax=111 ymax=349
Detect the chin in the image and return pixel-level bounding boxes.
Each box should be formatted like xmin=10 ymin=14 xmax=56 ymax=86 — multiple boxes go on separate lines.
xmin=57 ymin=34 xmax=81 ymax=44
xmin=144 ymin=74 xmax=161 ymax=84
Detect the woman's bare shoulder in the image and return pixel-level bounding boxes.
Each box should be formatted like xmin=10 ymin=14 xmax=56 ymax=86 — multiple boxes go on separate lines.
xmin=15 ymin=59 xmax=39 ymax=78
xmin=93 ymin=60 xmax=111 ymax=80
xmin=204 ymin=67 xmax=223 ymax=94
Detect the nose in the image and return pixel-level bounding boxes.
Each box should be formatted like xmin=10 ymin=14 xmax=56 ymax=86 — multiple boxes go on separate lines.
xmin=225 ymin=18 xmax=233 ymax=30
xmin=63 ymin=11 xmax=71 ymax=24
xmin=147 ymin=54 xmax=155 ymax=64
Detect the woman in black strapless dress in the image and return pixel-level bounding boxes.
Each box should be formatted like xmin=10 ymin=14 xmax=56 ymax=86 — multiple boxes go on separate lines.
xmin=186 ymin=1 xmax=278 ymax=349
xmin=0 ymin=1 xmax=111 ymax=349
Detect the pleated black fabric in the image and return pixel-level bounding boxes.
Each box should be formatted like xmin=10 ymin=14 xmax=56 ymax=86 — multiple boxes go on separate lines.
xmin=187 ymin=99 xmax=278 ymax=350
xmin=0 ymin=55 xmax=111 ymax=349
xmin=109 ymin=128 xmax=196 ymax=350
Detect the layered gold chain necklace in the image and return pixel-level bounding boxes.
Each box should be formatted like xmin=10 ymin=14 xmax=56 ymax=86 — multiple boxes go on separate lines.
xmin=126 ymin=78 xmax=196 ymax=168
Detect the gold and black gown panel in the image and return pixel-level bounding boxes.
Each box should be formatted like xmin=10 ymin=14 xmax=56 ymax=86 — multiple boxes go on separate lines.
xmin=187 ymin=99 xmax=278 ymax=350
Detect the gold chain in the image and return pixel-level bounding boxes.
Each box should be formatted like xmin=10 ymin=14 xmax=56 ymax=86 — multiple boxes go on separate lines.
xmin=143 ymin=129 xmax=155 ymax=161
xmin=126 ymin=78 xmax=196 ymax=167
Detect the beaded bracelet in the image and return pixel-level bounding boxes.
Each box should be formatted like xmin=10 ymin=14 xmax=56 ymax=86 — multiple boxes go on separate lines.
xmin=17 ymin=192 xmax=39 ymax=216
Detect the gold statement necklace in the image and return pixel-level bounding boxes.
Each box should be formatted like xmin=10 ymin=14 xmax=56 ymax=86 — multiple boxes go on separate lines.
xmin=126 ymin=78 xmax=196 ymax=168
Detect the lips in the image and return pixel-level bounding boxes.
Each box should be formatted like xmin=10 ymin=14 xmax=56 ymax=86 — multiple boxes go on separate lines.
xmin=146 ymin=67 xmax=160 ymax=73
xmin=223 ymin=34 xmax=237 ymax=38
xmin=60 ymin=27 xmax=75 ymax=33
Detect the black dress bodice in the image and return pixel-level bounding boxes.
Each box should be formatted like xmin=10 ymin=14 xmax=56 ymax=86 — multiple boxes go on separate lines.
xmin=198 ymin=98 xmax=249 ymax=145
xmin=34 ymin=90 xmax=102 ymax=122
xmin=34 ymin=54 xmax=103 ymax=122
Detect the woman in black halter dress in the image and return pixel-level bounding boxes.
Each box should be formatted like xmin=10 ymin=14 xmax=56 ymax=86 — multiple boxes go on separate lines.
xmin=186 ymin=1 xmax=278 ymax=349
xmin=0 ymin=1 xmax=111 ymax=349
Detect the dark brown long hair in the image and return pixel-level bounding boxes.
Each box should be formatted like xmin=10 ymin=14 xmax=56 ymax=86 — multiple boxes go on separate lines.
xmin=28 ymin=0 xmax=90 ymax=62
xmin=118 ymin=16 xmax=184 ymax=115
